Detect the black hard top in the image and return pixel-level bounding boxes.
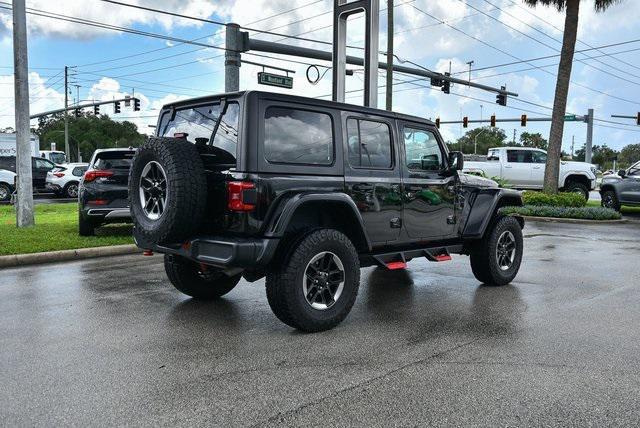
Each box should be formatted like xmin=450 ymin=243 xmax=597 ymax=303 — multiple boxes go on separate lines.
xmin=161 ymin=90 xmax=435 ymax=127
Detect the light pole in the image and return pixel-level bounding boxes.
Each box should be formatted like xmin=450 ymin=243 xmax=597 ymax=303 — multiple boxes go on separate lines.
xmin=474 ymin=127 xmax=487 ymax=155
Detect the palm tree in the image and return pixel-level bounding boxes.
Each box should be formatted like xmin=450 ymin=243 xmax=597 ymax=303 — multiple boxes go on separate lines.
xmin=522 ymin=0 xmax=621 ymax=194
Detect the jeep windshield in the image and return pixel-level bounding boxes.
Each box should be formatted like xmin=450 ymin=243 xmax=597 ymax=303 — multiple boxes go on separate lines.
xmin=158 ymin=102 xmax=239 ymax=165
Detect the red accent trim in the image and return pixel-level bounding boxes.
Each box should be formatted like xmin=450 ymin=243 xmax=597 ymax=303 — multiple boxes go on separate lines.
xmin=83 ymin=169 xmax=114 ymax=182
xmin=227 ymin=181 xmax=256 ymax=212
xmin=434 ymin=254 xmax=452 ymax=262
xmin=386 ymin=261 xmax=407 ymax=270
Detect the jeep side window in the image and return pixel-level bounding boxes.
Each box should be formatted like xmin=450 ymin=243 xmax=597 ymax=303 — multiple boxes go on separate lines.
xmin=346 ymin=118 xmax=392 ymax=169
xmin=264 ymin=107 xmax=333 ymax=166
xmin=403 ymin=127 xmax=443 ymax=172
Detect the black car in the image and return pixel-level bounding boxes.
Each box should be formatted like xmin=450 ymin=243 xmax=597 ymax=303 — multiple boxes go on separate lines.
xmin=0 ymin=155 xmax=57 ymax=194
xmin=78 ymin=148 xmax=135 ymax=236
xmin=128 ymin=91 xmax=524 ymax=332
xmin=600 ymin=160 xmax=640 ymax=211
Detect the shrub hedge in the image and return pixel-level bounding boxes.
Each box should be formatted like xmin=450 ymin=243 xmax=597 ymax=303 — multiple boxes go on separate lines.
xmin=521 ymin=191 xmax=586 ymax=208
xmin=500 ymin=205 xmax=622 ymax=221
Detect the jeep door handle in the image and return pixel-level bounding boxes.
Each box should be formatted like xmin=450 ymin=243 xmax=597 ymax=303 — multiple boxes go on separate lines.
xmin=532 ymin=166 xmax=542 ymax=169
xmin=353 ymin=183 xmax=374 ymax=191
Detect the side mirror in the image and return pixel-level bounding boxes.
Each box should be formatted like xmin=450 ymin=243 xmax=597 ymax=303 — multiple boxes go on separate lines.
xmin=449 ymin=151 xmax=464 ymax=171
xmin=618 ymin=169 xmax=626 ymax=177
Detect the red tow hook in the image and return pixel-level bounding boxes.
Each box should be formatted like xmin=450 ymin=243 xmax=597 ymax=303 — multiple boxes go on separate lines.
xmin=386 ymin=261 xmax=407 ymax=270
xmin=434 ymin=254 xmax=452 ymax=262
xmin=142 ymin=250 xmax=154 ymax=256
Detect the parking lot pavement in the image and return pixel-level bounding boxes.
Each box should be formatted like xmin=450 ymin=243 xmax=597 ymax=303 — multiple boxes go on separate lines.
xmin=1 ymin=221 xmax=639 ymax=426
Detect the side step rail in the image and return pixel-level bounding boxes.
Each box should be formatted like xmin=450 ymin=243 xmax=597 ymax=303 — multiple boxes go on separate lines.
xmin=371 ymin=244 xmax=463 ymax=270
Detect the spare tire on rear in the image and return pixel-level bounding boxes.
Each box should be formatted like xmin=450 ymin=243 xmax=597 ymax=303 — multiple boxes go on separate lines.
xmin=129 ymin=137 xmax=207 ymax=244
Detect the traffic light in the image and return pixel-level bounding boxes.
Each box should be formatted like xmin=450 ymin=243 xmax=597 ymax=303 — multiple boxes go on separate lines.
xmin=496 ymin=86 xmax=507 ymax=106
xmin=442 ymin=72 xmax=451 ymax=94
xmin=114 ymin=101 xmax=121 ymax=114
xmin=74 ymin=109 xmax=80 ymax=118
xmin=435 ymin=118 xmax=440 ymax=128
xmin=134 ymin=98 xmax=140 ymax=111
xmin=521 ymin=114 xmax=527 ymax=127
xmin=94 ymin=105 xmax=100 ymax=115
xmin=490 ymin=115 xmax=496 ymax=127
xmin=463 ymin=116 xmax=468 ymax=128
xmin=637 ymin=112 xmax=640 ymax=125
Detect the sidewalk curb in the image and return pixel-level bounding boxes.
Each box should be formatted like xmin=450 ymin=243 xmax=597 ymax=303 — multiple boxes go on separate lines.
xmin=518 ymin=215 xmax=628 ymax=225
xmin=0 ymin=244 xmax=140 ymax=269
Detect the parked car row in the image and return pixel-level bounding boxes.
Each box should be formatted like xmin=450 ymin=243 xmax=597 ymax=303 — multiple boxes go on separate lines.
xmin=0 ymin=155 xmax=58 ymax=201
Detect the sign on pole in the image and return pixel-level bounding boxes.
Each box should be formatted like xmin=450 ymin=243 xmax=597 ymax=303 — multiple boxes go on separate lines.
xmin=257 ymin=72 xmax=293 ymax=89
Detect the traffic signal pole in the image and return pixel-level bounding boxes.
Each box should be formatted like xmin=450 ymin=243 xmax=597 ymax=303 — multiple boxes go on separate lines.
xmin=12 ymin=0 xmax=34 ymax=227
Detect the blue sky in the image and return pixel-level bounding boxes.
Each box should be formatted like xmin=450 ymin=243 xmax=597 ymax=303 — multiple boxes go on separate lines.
xmin=1 ymin=0 xmax=640 ymax=156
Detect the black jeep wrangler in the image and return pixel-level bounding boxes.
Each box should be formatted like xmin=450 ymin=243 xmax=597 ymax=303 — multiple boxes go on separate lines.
xmin=129 ymin=91 xmax=524 ymax=332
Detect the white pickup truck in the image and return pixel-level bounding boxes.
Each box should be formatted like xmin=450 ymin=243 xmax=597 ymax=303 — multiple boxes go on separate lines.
xmin=463 ymin=147 xmax=597 ymax=200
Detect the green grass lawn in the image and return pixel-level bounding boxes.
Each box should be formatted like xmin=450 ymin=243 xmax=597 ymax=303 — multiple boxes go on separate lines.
xmin=0 ymin=203 xmax=133 ymax=256
xmin=586 ymin=199 xmax=640 ymax=215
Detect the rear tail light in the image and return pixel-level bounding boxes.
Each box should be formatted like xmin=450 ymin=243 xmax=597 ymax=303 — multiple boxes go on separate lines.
xmin=83 ymin=170 xmax=114 ymax=182
xmin=227 ymin=181 xmax=256 ymax=212
xmin=53 ymin=172 xmax=65 ymax=178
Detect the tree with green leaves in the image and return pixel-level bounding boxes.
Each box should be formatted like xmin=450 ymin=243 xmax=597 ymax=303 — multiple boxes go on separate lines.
xmin=519 ymin=132 xmax=548 ymax=150
xmin=452 ymin=126 xmax=508 ymax=155
xmin=618 ymin=143 xmax=640 ymax=168
xmin=522 ymin=0 xmax=622 ymax=193
xmin=36 ymin=113 xmax=145 ymax=162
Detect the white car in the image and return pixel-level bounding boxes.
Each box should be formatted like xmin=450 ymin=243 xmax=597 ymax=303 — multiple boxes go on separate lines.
xmin=46 ymin=162 xmax=88 ymax=198
xmin=463 ymin=147 xmax=597 ymax=200
xmin=0 ymin=168 xmax=16 ymax=202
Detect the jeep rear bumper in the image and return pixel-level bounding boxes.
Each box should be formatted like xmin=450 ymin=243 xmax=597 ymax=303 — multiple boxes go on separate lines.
xmin=134 ymin=229 xmax=279 ymax=269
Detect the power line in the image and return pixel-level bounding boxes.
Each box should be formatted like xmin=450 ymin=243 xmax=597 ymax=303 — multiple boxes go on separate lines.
xmin=406 ymin=3 xmax=640 ymax=107
xmin=505 ymin=0 xmax=640 ymax=72
xmin=471 ymin=0 xmax=640 ymax=86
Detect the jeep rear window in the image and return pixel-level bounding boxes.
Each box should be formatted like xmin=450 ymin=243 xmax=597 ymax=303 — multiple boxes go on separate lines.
xmin=264 ymin=107 xmax=333 ymax=166
xmin=158 ymin=102 xmax=239 ymax=162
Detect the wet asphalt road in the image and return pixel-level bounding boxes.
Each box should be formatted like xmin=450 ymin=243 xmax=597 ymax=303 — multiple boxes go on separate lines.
xmin=1 ymin=220 xmax=640 ymax=426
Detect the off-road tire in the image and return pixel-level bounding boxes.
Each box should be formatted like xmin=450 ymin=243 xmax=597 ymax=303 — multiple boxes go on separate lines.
xmin=164 ymin=254 xmax=241 ymax=299
xmin=469 ymin=216 xmax=523 ymax=286
xmin=78 ymin=211 xmax=96 ymax=236
xmin=565 ymin=181 xmax=589 ymax=201
xmin=265 ymin=229 xmax=360 ymax=332
xmin=0 ymin=183 xmax=11 ymax=202
xmin=63 ymin=182 xmax=79 ymax=198
xmin=601 ymin=190 xmax=621 ymax=211
xmin=129 ymin=137 xmax=207 ymax=244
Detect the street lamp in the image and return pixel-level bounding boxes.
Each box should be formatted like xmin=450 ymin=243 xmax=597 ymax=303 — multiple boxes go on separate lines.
xmin=474 ymin=127 xmax=487 ymax=155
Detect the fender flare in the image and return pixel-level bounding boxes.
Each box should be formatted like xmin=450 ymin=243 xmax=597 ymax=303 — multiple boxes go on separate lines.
xmin=560 ymin=171 xmax=593 ymax=188
xmin=462 ymin=188 xmax=523 ymax=239
xmin=264 ymin=192 xmax=372 ymax=251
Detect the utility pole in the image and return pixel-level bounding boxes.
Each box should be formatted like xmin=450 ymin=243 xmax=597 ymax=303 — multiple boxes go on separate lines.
xmin=571 ymin=135 xmax=575 ymax=158
xmin=513 ymin=129 xmax=516 ymax=145
xmin=12 ymin=0 xmax=34 ymax=227
xmin=585 ymin=108 xmax=594 ymax=164
xmin=466 ymin=60 xmax=474 ymax=86
xmin=64 ymin=65 xmax=69 ymax=161
xmin=385 ymin=0 xmax=393 ymax=111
